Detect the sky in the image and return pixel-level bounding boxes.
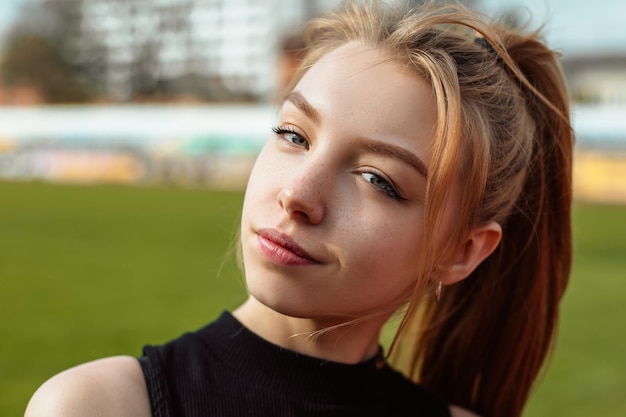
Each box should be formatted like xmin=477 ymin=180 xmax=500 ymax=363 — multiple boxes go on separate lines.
xmin=0 ymin=0 xmax=31 ymax=35
xmin=477 ymin=0 xmax=626 ymax=55
xmin=1 ymin=0 xmax=625 ymax=56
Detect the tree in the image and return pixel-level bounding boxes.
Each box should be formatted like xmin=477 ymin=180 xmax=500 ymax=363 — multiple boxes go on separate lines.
xmin=1 ymin=35 xmax=90 ymax=103
xmin=1 ymin=0 xmax=107 ymax=102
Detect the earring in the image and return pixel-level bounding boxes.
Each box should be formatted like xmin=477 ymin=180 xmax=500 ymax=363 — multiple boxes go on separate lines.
xmin=435 ymin=281 xmax=443 ymax=303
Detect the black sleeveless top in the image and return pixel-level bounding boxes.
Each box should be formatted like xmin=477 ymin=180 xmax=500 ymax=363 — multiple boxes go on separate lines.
xmin=138 ymin=312 xmax=451 ymax=417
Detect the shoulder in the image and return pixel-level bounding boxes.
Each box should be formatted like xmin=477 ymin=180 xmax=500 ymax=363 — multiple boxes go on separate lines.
xmin=449 ymin=405 xmax=482 ymax=417
xmin=25 ymin=356 xmax=151 ymax=417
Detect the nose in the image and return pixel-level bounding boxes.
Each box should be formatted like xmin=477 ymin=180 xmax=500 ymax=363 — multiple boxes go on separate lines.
xmin=277 ymin=162 xmax=328 ymax=225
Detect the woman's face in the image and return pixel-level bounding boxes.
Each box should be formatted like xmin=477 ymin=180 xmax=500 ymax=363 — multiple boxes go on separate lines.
xmin=241 ymin=42 xmax=441 ymax=321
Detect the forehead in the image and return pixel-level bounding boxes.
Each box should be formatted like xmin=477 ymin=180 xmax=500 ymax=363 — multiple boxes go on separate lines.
xmin=292 ymin=42 xmax=437 ymax=163
xmin=298 ymin=42 xmax=429 ymax=101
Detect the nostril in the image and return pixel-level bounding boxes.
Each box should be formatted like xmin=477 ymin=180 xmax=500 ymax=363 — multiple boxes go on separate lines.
xmin=277 ymin=184 xmax=324 ymax=225
xmin=292 ymin=210 xmax=310 ymax=222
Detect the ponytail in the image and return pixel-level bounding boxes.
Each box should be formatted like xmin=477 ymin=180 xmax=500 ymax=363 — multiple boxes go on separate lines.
xmin=392 ymin=26 xmax=573 ymax=417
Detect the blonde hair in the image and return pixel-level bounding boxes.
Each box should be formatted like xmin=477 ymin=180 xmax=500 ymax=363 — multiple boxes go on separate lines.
xmin=286 ymin=2 xmax=573 ymax=417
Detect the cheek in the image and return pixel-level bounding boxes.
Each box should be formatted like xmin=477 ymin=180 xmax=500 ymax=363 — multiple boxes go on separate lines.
xmin=243 ymin=147 xmax=278 ymax=207
xmin=347 ymin=220 xmax=423 ymax=277
xmin=247 ymin=146 xmax=273 ymax=185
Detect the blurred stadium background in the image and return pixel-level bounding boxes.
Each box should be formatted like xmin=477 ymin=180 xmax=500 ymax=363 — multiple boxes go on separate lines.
xmin=0 ymin=0 xmax=625 ymax=416
xmin=1 ymin=0 xmax=625 ymax=199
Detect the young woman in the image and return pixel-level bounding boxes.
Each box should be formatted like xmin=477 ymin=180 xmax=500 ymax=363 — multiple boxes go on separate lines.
xmin=25 ymin=2 xmax=573 ymax=417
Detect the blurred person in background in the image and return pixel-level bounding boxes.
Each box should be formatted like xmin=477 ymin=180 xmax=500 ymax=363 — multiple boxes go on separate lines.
xmin=24 ymin=1 xmax=573 ymax=417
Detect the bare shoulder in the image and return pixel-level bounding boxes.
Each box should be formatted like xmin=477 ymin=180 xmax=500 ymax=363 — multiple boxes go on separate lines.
xmin=449 ymin=405 xmax=482 ymax=417
xmin=25 ymin=355 xmax=151 ymax=417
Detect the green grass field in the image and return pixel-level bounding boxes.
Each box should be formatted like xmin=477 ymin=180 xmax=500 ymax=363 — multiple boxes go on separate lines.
xmin=1 ymin=180 xmax=625 ymax=416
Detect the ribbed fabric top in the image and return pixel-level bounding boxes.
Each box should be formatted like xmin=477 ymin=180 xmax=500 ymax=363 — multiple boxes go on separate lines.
xmin=139 ymin=311 xmax=451 ymax=417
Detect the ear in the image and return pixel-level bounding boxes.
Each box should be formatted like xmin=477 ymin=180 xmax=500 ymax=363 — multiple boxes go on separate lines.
xmin=439 ymin=221 xmax=502 ymax=285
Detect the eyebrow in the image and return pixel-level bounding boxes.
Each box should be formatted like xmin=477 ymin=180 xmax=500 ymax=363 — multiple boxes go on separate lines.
xmin=361 ymin=139 xmax=428 ymax=178
xmin=285 ymin=91 xmax=321 ymax=125
xmin=285 ymin=90 xmax=428 ymax=178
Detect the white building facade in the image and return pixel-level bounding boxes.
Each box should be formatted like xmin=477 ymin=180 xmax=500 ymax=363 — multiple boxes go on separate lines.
xmin=82 ymin=0 xmax=344 ymax=101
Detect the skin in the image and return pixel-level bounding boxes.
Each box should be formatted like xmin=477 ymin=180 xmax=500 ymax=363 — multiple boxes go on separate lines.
xmin=25 ymin=43 xmax=496 ymax=417
xmin=236 ymin=42 xmax=439 ymax=364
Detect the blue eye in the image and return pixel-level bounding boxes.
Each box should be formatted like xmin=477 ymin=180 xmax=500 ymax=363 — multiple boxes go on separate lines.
xmin=272 ymin=126 xmax=309 ymax=149
xmin=361 ymin=172 xmax=404 ymax=200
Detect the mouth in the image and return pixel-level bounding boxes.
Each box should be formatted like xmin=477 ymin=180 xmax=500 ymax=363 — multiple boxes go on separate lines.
xmin=256 ymin=228 xmax=320 ymax=266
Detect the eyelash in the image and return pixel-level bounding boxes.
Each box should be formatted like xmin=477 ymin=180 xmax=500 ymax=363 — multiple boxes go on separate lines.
xmin=271 ymin=126 xmax=405 ymax=201
xmin=272 ymin=126 xmax=309 ymax=149
xmin=361 ymin=170 xmax=405 ymax=201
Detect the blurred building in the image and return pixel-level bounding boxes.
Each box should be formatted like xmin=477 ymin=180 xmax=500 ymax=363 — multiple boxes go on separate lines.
xmin=561 ymin=53 xmax=626 ymax=104
xmin=80 ymin=0 xmax=344 ymax=101
xmin=560 ymin=52 xmax=626 ymax=204
xmin=1 ymin=0 xmax=475 ymax=103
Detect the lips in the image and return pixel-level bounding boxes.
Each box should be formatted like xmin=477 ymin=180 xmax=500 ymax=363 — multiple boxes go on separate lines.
xmin=256 ymin=228 xmax=320 ymax=266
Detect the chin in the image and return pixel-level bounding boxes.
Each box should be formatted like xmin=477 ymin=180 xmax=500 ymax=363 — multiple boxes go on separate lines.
xmin=251 ymin=288 xmax=317 ymax=319
xmin=252 ymin=291 xmax=373 ymax=325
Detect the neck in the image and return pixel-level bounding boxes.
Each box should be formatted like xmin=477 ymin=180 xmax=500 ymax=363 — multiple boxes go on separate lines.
xmin=232 ymin=297 xmax=390 ymax=364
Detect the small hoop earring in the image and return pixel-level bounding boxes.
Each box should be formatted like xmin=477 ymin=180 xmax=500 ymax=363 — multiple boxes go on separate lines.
xmin=435 ymin=281 xmax=443 ymax=303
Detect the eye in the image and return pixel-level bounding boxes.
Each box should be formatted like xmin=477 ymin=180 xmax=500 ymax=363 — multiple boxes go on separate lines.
xmin=361 ymin=171 xmax=404 ymax=200
xmin=272 ymin=126 xmax=309 ymax=149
